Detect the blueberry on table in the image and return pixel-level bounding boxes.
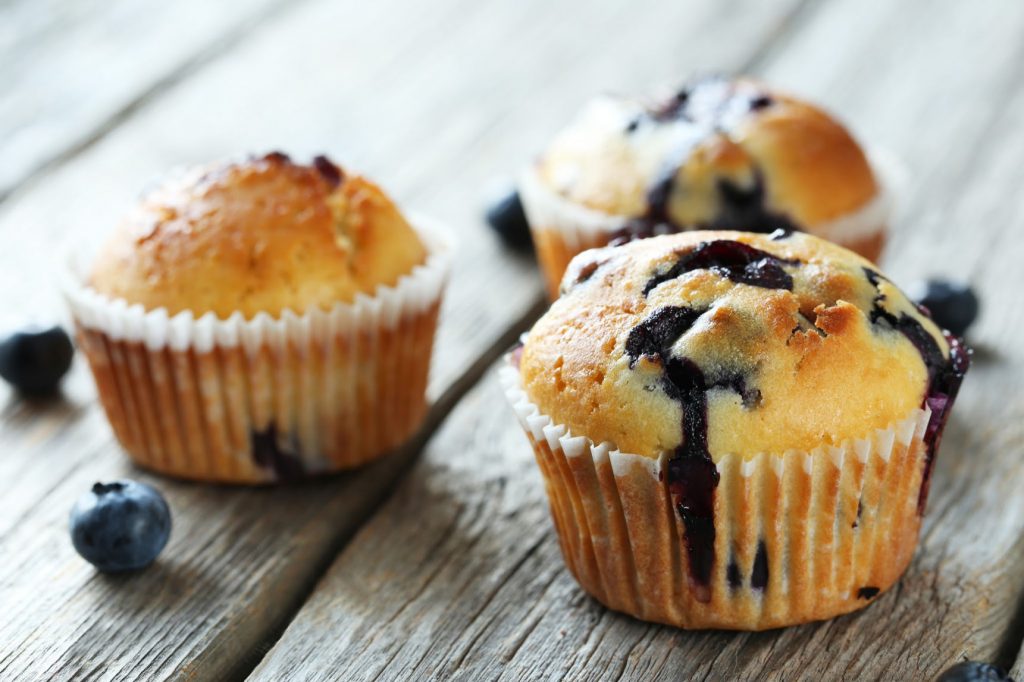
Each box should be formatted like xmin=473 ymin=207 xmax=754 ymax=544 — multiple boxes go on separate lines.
xmin=485 ymin=187 xmax=533 ymax=251
xmin=70 ymin=481 xmax=172 ymax=573
xmin=908 ymin=279 xmax=980 ymax=337
xmin=0 ymin=325 xmax=74 ymax=395
xmin=935 ymin=661 xmax=1012 ymax=681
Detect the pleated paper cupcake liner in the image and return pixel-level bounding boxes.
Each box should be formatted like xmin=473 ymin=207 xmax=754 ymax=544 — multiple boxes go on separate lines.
xmin=519 ymin=148 xmax=906 ymax=299
xmin=63 ymin=218 xmax=451 ymax=484
xmin=501 ymin=360 xmax=931 ymax=630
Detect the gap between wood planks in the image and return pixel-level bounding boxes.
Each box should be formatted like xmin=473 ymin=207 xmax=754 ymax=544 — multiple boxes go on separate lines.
xmin=889 ymin=34 xmax=1024 ymax=675
xmin=0 ymin=0 xmax=823 ymax=211
xmin=0 ymin=0 xmax=845 ymax=677
xmin=0 ymin=0 xmax=303 ymax=207
xmin=229 ymin=295 xmax=545 ymax=679
xmin=244 ymin=0 xmax=1024 ymax=678
xmin=2 ymin=0 xmax=816 ymax=675
xmin=231 ymin=1 xmax=830 ymax=678
xmin=923 ymin=43 xmax=1024 ymax=675
xmin=969 ymin=48 xmax=1024 ymax=678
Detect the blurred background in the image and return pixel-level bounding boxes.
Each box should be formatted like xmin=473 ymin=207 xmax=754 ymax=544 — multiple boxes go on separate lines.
xmin=1 ymin=0 xmax=1021 ymax=364
xmin=5 ymin=0 xmax=1021 ymax=280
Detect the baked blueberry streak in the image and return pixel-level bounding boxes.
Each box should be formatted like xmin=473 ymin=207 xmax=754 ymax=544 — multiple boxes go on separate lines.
xmin=616 ymin=240 xmax=969 ymax=595
xmin=515 ymin=231 xmax=970 ymax=625
xmin=613 ymin=77 xmax=803 ymax=244
xmin=524 ymin=76 xmax=891 ymax=299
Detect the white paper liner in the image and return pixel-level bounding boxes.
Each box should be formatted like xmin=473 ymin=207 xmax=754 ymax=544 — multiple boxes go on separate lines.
xmin=519 ymin=147 xmax=906 ymax=298
xmin=500 ymin=360 xmax=932 ymax=630
xmin=63 ymin=217 xmax=452 ymax=484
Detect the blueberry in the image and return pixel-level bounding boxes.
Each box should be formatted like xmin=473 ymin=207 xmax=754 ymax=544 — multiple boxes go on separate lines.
xmin=70 ymin=481 xmax=171 ymax=572
xmin=642 ymin=239 xmax=798 ymax=296
xmin=485 ymin=187 xmax=532 ymax=251
xmin=935 ymin=661 xmax=1011 ymax=681
xmin=0 ymin=325 xmax=74 ymax=395
xmin=908 ymin=279 xmax=980 ymax=337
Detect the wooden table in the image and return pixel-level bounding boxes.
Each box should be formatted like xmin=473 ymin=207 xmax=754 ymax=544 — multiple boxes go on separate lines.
xmin=3 ymin=0 xmax=1023 ymax=679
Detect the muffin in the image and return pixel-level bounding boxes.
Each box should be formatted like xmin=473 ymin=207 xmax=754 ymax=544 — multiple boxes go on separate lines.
xmin=502 ymin=230 xmax=968 ymax=629
xmin=64 ymin=152 xmax=450 ymax=483
xmin=521 ymin=75 xmax=897 ymax=298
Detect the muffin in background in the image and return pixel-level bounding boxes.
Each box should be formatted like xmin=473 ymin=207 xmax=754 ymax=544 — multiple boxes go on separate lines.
xmin=66 ymin=152 xmax=450 ymax=483
xmin=503 ymin=230 xmax=968 ymax=629
xmin=521 ymin=75 xmax=897 ymax=298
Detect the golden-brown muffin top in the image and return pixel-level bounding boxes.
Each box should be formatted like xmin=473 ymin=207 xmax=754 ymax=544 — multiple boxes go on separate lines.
xmin=519 ymin=231 xmax=965 ymax=461
xmin=535 ymin=75 xmax=879 ymax=236
xmin=89 ymin=152 xmax=427 ymax=318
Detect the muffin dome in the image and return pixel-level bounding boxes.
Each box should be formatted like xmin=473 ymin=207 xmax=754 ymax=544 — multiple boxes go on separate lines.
xmin=535 ymin=75 xmax=880 ymax=237
xmin=519 ymin=230 xmax=966 ymax=461
xmin=89 ymin=152 xmax=427 ymax=318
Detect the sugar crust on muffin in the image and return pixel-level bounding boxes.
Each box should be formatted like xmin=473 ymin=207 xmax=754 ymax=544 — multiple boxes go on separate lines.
xmin=519 ymin=231 xmax=956 ymax=461
xmin=89 ymin=152 xmax=427 ymax=318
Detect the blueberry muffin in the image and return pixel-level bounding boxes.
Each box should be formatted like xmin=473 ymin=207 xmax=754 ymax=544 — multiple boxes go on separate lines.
xmin=521 ymin=75 xmax=895 ymax=298
xmin=502 ymin=230 xmax=967 ymax=629
xmin=66 ymin=152 xmax=450 ymax=483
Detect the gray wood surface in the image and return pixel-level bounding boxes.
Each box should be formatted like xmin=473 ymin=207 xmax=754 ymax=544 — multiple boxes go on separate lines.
xmin=0 ymin=0 xmax=804 ymax=679
xmin=252 ymin=0 xmax=1024 ymax=680
xmin=3 ymin=0 xmax=1023 ymax=679
xmin=0 ymin=0 xmax=296 ymax=202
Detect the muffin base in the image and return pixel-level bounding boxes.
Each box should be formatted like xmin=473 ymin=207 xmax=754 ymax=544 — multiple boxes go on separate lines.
xmin=501 ymin=363 xmax=931 ymax=630
xmin=65 ymin=221 xmax=450 ymax=484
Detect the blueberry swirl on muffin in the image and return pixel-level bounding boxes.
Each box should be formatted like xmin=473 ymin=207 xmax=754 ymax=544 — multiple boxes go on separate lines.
xmin=521 ymin=75 xmax=893 ymax=298
xmin=509 ymin=231 xmax=967 ymax=628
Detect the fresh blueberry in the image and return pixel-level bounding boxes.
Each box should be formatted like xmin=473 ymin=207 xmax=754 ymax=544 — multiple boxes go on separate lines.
xmin=935 ymin=661 xmax=1011 ymax=681
xmin=0 ymin=325 xmax=74 ymax=395
xmin=485 ymin=186 xmax=532 ymax=251
xmin=70 ymin=481 xmax=172 ymax=572
xmin=908 ymin=279 xmax=980 ymax=337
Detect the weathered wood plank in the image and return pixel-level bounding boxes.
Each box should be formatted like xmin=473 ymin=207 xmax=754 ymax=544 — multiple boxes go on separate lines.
xmin=0 ymin=0 xmax=301 ymax=202
xmin=0 ymin=0 xmax=806 ymax=679
xmin=250 ymin=0 xmax=1024 ymax=679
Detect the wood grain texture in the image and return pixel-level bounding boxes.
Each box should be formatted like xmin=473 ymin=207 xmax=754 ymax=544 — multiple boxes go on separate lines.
xmin=0 ymin=0 xmax=807 ymax=679
xmin=0 ymin=0 xmax=300 ymax=202
xmin=252 ymin=0 xmax=1024 ymax=679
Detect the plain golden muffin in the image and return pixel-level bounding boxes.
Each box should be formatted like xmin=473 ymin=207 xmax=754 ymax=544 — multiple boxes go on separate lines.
xmin=70 ymin=151 xmax=448 ymax=483
xmin=509 ymin=230 xmax=969 ymax=629
xmin=89 ymin=152 xmax=427 ymax=318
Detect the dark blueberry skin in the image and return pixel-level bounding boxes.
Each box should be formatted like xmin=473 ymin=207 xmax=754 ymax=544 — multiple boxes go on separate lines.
xmin=864 ymin=268 xmax=971 ymax=512
xmin=70 ymin=481 xmax=172 ymax=572
xmin=312 ymin=154 xmax=344 ymax=188
xmin=0 ymin=325 xmax=74 ymax=395
xmin=251 ymin=424 xmax=306 ymax=481
xmin=857 ymin=586 xmax=880 ymax=599
xmin=909 ymin=279 xmax=980 ymax=337
xmin=625 ymin=306 xmax=723 ymax=596
xmin=935 ymin=661 xmax=1012 ymax=682
xmin=643 ymin=239 xmax=797 ymax=296
xmin=618 ymin=76 xmax=801 ymax=241
xmin=485 ymin=187 xmax=533 ymax=251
